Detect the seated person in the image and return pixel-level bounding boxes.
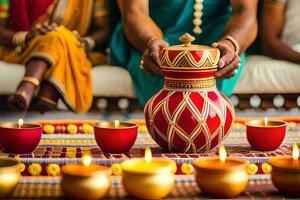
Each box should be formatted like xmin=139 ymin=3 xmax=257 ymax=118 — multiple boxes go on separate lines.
xmin=260 ymin=0 xmax=300 ymax=63
xmin=0 ymin=0 xmax=109 ymax=113
xmin=110 ymin=0 xmax=258 ymax=107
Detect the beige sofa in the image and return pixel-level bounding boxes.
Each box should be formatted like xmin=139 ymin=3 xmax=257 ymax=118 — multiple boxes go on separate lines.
xmin=0 ymin=55 xmax=299 ymax=110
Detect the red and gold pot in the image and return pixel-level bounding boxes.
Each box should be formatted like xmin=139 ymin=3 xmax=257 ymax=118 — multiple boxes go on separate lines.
xmin=144 ymin=33 xmax=234 ymax=153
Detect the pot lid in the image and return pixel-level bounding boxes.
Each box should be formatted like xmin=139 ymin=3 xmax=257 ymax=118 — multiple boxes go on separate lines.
xmin=160 ymin=33 xmax=220 ymax=69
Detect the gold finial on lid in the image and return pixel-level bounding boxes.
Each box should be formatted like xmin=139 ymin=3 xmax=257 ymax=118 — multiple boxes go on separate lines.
xmin=179 ymin=33 xmax=195 ymax=46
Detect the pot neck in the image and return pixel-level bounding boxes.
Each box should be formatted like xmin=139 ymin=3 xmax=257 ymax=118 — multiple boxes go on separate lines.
xmin=162 ymin=69 xmax=217 ymax=89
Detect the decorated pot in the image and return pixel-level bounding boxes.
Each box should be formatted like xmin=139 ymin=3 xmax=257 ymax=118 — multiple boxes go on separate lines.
xmin=144 ymin=33 xmax=234 ymax=153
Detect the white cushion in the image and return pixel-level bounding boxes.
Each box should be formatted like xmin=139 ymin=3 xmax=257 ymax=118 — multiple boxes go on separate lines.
xmin=234 ymin=55 xmax=300 ymax=94
xmin=1 ymin=56 xmax=299 ymax=99
xmin=0 ymin=61 xmax=137 ymax=98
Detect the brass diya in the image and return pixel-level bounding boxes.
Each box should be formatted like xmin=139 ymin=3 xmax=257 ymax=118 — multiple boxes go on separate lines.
xmin=61 ymin=154 xmax=111 ymax=200
xmin=61 ymin=164 xmax=112 ymax=200
xmin=0 ymin=158 xmax=21 ymax=198
xmin=268 ymin=144 xmax=300 ymax=197
xmin=120 ymin=147 xmax=176 ymax=199
xmin=193 ymin=146 xmax=249 ymax=198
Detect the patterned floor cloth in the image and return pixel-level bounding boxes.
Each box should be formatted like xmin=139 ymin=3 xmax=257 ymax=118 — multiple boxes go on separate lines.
xmin=1 ymin=117 xmax=299 ymax=199
xmin=1 ymin=118 xmax=299 ymax=176
xmin=9 ymin=175 xmax=282 ymax=199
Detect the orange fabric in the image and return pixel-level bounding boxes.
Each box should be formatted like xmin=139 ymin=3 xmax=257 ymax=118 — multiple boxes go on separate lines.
xmin=0 ymin=26 xmax=93 ymax=113
xmin=0 ymin=0 xmax=109 ymax=113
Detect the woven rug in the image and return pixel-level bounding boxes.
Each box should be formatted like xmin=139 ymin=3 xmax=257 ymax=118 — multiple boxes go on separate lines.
xmin=9 ymin=174 xmax=282 ymax=199
xmin=1 ymin=117 xmax=299 ymax=176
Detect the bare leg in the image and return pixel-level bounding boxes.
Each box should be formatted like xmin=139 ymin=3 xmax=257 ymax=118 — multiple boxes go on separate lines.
xmin=7 ymin=58 xmax=48 ymax=110
xmin=37 ymin=82 xmax=60 ymax=111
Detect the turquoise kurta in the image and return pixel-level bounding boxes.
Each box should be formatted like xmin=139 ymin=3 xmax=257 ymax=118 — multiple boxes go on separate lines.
xmin=109 ymin=0 xmax=246 ymax=107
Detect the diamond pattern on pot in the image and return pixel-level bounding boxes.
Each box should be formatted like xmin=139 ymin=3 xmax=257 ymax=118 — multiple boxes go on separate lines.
xmin=145 ymin=89 xmax=234 ymax=153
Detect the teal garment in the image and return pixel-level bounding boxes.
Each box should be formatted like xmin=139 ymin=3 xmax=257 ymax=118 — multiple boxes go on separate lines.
xmin=109 ymin=0 xmax=245 ymax=107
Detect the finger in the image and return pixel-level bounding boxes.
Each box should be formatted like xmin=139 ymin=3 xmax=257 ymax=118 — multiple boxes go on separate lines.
xmin=212 ymin=42 xmax=218 ymax=48
xmin=38 ymin=27 xmax=48 ymax=34
xmin=223 ymin=69 xmax=238 ymax=79
xmin=149 ymin=46 xmax=161 ymax=66
xmin=48 ymin=24 xmax=57 ymax=32
xmin=149 ymin=40 xmax=169 ymax=66
xmin=215 ymin=56 xmax=240 ymax=79
xmin=142 ymin=50 xmax=162 ymax=75
xmin=218 ymin=49 xmax=235 ymax=68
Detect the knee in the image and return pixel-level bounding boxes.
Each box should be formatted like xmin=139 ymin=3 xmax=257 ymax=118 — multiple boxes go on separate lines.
xmin=37 ymin=26 xmax=77 ymax=44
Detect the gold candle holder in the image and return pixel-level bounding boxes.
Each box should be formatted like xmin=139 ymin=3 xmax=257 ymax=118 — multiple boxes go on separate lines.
xmin=193 ymin=146 xmax=249 ymax=198
xmin=61 ymin=155 xmax=111 ymax=200
xmin=0 ymin=158 xmax=21 ymax=198
xmin=121 ymin=147 xmax=176 ymax=199
xmin=268 ymin=144 xmax=300 ymax=196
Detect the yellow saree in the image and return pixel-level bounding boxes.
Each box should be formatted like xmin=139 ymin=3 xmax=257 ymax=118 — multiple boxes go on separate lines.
xmin=0 ymin=0 xmax=108 ymax=113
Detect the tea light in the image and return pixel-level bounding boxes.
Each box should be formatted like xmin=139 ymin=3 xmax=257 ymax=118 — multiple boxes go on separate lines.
xmin=0 ymin=158 xmax=21 ymax=198
xmin=193 ymin=145 xmax=249 ymax=198
xmin=268 ymin=144 xmax=300 ymax=196
xmin=94 ymin=121 xmax=138 ymax=153
xmin=61 ymin=154 xmax=111 ymax=200
xmin=246 ymin=118 xmax=287 ymax=151
xmin=0 ymin=119 xmax=42 ymax=154
xmin=121 ymin=147 xmax=176 ymax=199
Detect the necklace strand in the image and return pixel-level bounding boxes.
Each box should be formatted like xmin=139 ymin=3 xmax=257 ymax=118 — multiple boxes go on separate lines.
xmin=193 ymin=0 xmax=203 ymax=35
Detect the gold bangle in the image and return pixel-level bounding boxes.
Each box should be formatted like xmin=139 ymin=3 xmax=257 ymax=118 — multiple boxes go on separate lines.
xmin=82 ymin=36 xmax=96 ymax=51
xmin=39 ymin=96 xmax=57 ymax=105
xmin=224 ymin=35 xmax=240 ymax=54
xmin=12 ymin=31 xmax=28 ymax=47
xmin=22 ymin=76 xmax=40 ymax=87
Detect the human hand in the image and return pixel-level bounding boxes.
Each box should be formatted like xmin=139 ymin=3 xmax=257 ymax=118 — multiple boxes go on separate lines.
xmin=26 ymin=22 xmax=58 ymax=41
xmin=140 ymin=38 xmax=169 ymax=75
xmin=212 ymin=40 xmax=241 ymax=79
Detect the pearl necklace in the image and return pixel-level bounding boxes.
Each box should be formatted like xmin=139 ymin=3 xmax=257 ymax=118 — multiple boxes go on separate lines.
xmin=193 ymin=0 xmax=204 ymax=35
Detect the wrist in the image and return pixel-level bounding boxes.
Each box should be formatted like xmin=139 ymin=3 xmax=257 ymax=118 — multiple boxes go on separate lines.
xmin=147 ymin=37 xmax=161 ymax=47
xmin=222 ymin=35 xmax=240 ymax=54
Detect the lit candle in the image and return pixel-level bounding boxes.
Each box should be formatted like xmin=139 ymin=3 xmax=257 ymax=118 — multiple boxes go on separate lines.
xmin=293 ymin=144 xmax=299 ymax=167
xmin=268 ymin=144 xmax=300 ymax=196
xmin=93 ymin=121 xmax=138 ymax=153
xmin=61 ymin=154 xmax=111 ymax=200
xmin=193 ymin=146 xmax=249 ymax=198
xmin=145 ymin=146 xmax=152 ymax=163
xmin=264 ymin=117 xmax=268 ymax=127
xmin=245 ymin=119 xmax=287 ymax=151
xmin=114 ymin=120 xmax=120 ymax=128
xmin=120 ymin=147 xmax=176 ymax=199
xmin=18 ymin=119 xmax=23 ymax=129
xmin=219 ymin=145 xmax=226 ymax=163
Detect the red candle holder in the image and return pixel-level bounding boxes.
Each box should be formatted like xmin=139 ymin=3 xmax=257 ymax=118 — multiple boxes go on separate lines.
xmin=245 ymin=119 xmax=287 ymax=151
xmin=94 ymin=121 xmax=138 ymax=154
xmin=0 ymin=122 xmax=42 ymax=154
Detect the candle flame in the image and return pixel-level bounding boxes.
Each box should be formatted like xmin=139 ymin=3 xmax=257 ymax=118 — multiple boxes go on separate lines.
xmin=114 ymin=120 xmax=120 ymax=128
xmin=264 ymin=117 xmax=268 ymax=127
xmin=219 ymin=145 xmax=227 ymax=162
xmin=145 ymin=147 xmax=152 ymax=163
xmin=292 ymin=144 xmax=299 ymax=160
xmin=82 ymin=154 xmax=92 ymax=167
xmin=18 ymin=118 xmax=24 ymax=128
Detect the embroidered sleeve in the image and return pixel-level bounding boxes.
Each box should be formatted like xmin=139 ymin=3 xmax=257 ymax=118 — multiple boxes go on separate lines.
xmin=0 ymin=0 xmax=9 ymax=19
xmin=93 ymin=0 xmax=109 ymax=18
